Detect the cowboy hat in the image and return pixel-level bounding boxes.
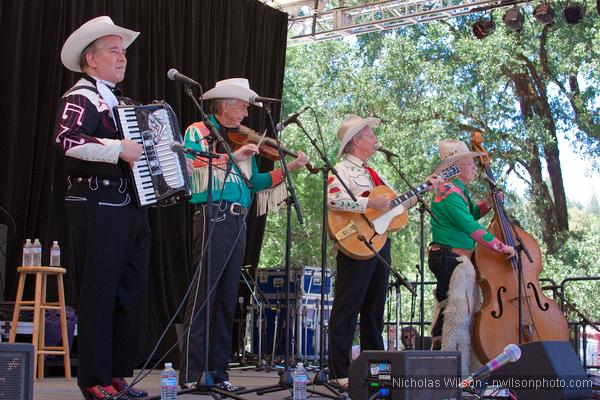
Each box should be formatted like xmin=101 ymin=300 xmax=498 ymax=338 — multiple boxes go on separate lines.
xmin=61 ymin=16 xmax=139 ymax=73
xmin=337 ymin=114 xmax=380 ymax=157
xmin=203 ymin=78 xmax=262 ymax=107
xmin=434 ymin=139 xmax=483 ymax=171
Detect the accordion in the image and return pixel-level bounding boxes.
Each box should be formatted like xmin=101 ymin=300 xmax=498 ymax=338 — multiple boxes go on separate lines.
xmin=113 ymin=102 xmax=191 ymax=207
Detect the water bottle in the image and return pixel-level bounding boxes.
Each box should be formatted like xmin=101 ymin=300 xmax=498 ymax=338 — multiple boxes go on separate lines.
xmin=50 ymin=241 xmax=61 ymax=266
xmin=32 ymin=239 xmax=42 ymax=266
xmin=160 ymin=362 xmax=177 ymax=400
xmin=22 ymin=239 xmax=32 ymax=266
xmin=292 ymin=362 xmax=308 ymax=400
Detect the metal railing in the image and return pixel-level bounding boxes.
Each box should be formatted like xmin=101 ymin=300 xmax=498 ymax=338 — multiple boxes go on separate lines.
xmin=385 ymin=275 xmax=600 ymax=370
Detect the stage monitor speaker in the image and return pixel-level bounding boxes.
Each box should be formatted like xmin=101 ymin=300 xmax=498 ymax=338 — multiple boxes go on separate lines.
xmin=0 ymin=342 xmax=34 ymax=400
xmin=0 ymin=223 xmax=6 ymax=301
xmin=348 ymin=350 xmax=461 ymax=400
xmin=491 ymin=340 xmax=592 ymax=400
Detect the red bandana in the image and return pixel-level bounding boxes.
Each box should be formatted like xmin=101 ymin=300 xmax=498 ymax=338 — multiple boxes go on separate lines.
xmin=364 ymin=164 xmax=383 ymax=187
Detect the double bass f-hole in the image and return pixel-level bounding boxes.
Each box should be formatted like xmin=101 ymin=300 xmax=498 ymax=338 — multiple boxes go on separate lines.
xmin=491 ymin=286 xmax=507 ymax=319
xmin=527 ymin=282 xmax=550 ymax=311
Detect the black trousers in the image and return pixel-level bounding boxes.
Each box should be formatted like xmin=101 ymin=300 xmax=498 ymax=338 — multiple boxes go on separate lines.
xmin=66 ymin=190 xmax=150 ymax=387
xmin=328 ymin=239 xmax=391 ymax=379
xmin=179 ymin=203 xmax=246 ymax=384
xmin=427 ymin=248 xmax=461 ymax=338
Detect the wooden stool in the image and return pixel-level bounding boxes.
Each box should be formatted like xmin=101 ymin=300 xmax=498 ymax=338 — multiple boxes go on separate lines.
xmin=9 ymin=266 xmax=71 ymax=380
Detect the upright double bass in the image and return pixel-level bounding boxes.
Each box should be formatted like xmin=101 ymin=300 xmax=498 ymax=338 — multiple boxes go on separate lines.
xmin=471 ymin=132 xmax=568 ymax=363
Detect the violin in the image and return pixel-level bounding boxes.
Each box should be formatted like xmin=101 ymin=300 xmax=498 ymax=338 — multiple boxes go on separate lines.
xmin=470 ymin=132 xmax=568 ymax=363
xmin=226 ymin=125 xmax=318 ymax=174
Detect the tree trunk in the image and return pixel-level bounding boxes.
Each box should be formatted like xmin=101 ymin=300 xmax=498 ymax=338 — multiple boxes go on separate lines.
xmin=540 ymin=129 xmax=569 ymax=233
xmin=527 ymin=142 xmax=559 ymax=253
xmin=509 ymin=70 xmax=560 ymax=253
xmin=526 ymin=44 xmax=570 ymax=234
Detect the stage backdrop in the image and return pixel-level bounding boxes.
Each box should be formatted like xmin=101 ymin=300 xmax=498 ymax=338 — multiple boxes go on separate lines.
xmin=0 ymin=0 xmax=288 ymax=364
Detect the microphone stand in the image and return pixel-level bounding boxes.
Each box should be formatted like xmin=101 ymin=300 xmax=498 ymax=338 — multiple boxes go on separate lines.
xmin=176 ymin=83 xmax=249 ymax=400
xmin=232 ymin=267 xmax=274 ymax=370
xmin=356 ymin=235 xmax=415 ymax=297
xmin=507 ymin=215 xmax=529 ymax=346
xmin=237 ymin=101 xmax=304 ymax=397
xmin=383 ymin=153 xmax=437 ymax=350
xmin=294 ymin=118 xmax=351 ymax=399
xmin=482 ymin=174 xmax=534 ymax=345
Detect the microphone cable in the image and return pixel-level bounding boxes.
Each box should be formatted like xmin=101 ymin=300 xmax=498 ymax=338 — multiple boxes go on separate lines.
xmin=122 ymin=152 xmax=252 ymax=396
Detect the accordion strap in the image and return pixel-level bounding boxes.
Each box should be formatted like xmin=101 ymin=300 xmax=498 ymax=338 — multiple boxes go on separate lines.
xmin=63 ymin=84 xmax=99 ymax=97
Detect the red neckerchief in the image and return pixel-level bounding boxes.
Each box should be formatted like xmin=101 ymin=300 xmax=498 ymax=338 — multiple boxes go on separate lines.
xmin=364 ymin=164 xmax=383 ymax=187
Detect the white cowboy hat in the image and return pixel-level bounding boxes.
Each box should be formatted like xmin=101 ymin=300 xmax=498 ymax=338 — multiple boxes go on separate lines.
xmin=434 ymin=139 xmax=483 ymax=171
xmin=61 ymin=16 xmax=139 ymax=72
xmin=337 ymin=114 xmax=380 ymax=157
xmin=203 ymin=78 xmax=262 ymax=107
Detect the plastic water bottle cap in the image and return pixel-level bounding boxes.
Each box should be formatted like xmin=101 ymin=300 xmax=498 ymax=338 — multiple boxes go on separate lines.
xmin=53 ymin=241 xmax=58 ymax=245
xmin=165 ymin=362 xmax=172 ymax=368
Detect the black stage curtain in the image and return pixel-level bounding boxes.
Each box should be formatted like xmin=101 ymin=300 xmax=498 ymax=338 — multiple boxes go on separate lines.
xmin=0 ymin=0 xmax=287 ymax=364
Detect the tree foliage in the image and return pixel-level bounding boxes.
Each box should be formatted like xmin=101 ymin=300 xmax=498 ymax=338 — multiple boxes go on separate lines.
xmin=259 ymin=2 xmax=600 ymax=321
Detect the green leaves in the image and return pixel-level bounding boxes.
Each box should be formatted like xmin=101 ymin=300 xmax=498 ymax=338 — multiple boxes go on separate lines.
xmin=260 ymin=5 xmax=600 ymax=283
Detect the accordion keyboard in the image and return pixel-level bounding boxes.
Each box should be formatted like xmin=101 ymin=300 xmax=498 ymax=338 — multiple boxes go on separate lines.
xmin=114 ymin=103 xmax=190 ymax=207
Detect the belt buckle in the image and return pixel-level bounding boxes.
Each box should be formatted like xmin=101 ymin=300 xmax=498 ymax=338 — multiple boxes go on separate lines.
xmin=229 ymin=202 xmax=243 ymax=216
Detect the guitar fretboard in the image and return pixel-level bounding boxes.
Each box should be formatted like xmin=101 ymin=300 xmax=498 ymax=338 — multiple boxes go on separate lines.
xmin=388 ymin=165 xmax=459 ymax=208
xmin=390 ymin=182 xmax=432 ymax=208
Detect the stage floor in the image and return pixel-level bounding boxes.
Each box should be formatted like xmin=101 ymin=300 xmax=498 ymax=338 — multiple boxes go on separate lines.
xmin=32 ymin=368 xmax=600 ymax=399
xmin=33 ymin=368 xmax=348 ymax=399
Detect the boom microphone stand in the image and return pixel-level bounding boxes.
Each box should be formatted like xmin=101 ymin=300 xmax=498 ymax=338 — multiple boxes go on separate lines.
xmin=177 ymin=84 xmax=250 ymax=400
xmin=483 ymin=176 xmax=533 ymax=345
xmin=356 ymin=235 xmax=416 ymax=297
xmin=382 ymin=153 xmax=438 ymax=350
xmin=295 ymin=116 xmax=352 ymax=399
xmin=236 ymin=101 xmax=304 ymax=397
xmin=141 ymin=76 xmax=253 ymax=400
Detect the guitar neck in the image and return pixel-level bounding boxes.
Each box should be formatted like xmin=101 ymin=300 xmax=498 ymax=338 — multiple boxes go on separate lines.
xmin=390 ymin=181 xmax=431 ymax=208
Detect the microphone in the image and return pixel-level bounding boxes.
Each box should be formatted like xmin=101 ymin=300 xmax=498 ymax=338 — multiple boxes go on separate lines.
xmin=249 ymin=95 xmax=282 ymax=104
xmin=276 ymin=106 xmax=309 ymax=131
xmin=375 ymin=144 xmax=398 ymax=158
xmin=170 ymin=142 xmax=218 ymax=158
xmin=460 ymin=344 xmax=521 ymax=387
xmin=167 ymin=69 xmax=201 ymax=87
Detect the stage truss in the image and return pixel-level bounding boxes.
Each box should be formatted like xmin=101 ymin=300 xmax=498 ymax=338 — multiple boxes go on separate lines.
xmin=260 ymin=0 xmax=533 ymax=46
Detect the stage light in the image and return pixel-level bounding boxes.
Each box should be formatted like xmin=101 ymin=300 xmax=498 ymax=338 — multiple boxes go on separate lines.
xmin=472 ymin=14 xmax=495 ymax=39
xmin=563 ymin=3 xmax=585 ymax=24
xmin=503 ymin=6 xmax=524 ymax=31
xmin=533 ymin=3 xmax=555 ymax=25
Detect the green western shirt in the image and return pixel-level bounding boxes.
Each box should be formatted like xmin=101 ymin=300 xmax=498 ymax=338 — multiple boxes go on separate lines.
xmin=430 ymin=179 xmax=493 ymax=250
xmin=183 ymin=115 xmax=273 ymax=206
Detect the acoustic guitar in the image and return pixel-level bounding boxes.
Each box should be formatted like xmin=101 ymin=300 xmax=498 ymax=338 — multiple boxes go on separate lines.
xmin=327 ymin=165 xmax=459 ymax=259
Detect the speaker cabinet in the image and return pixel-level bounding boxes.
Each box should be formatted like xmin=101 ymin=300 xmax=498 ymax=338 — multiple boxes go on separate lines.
xmin=348 ymin=350 xmax=461 ymax=399
xmin=0 ymin=342 xmax=34 ymax=400
xmin=0 ymin=224 xmax=6 ymax=301
xmin=491 ymin=341 xmax=592 ymax=400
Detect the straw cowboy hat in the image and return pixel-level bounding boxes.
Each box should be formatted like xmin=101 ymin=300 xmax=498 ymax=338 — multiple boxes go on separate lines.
xmin=337 ymin=114 xmax=380 ymax=157
xmin=61 ymin=16 xmax=139 ymax=73
xmin=203 ymin=78 xmax=262 ymax=107
xmin=435 ymin=139 xmax=483 ymax=171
